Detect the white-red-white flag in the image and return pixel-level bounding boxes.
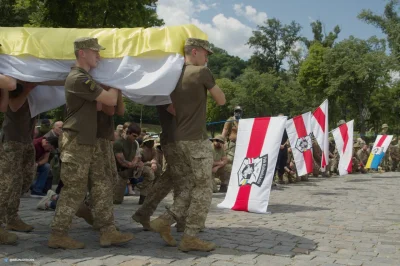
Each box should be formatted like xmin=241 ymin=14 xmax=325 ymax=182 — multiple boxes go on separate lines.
xmin=286 ymin=112 xmax=313 ymax=176
xmin=332 ymin=120 xmax=354 ymax=176
xmin=217 ymin=116 xmax=287 ymax=213
xmin=311 ymin=99 xmax=329 ymax=172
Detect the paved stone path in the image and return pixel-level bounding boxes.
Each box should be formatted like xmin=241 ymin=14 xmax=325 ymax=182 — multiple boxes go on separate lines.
xmin=1 ymin=172 xmax=400 ymax=266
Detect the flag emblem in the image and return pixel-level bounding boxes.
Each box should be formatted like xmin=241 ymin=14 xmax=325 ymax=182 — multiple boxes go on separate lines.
xmin=238 ymin=154 xmax=268 ymax=187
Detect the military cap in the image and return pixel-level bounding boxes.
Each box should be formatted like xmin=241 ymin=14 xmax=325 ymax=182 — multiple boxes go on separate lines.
xmin=337 ymin=120 xmax=346 ymax=126
xmin=74 ymin=37 xmax=105 ymax=52
xmin=185 ymin=38 xmax=213 ymax=54
xmin=382 ymin=123 xmax=388 ymax=129
xmin=353 ymin=142 xmax=360 ymax=148
xmin=142 ymin=135 xmax=155 ymax=143
xmin=234 ymin=106 xmax=243 ymax=112
xmin=210 ymin=135 xmax=225 ymax=144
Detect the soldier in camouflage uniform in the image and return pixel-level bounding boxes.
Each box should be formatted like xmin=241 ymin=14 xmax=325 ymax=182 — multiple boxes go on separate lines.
xmin=77 ymin=89 xmax=126 ymax=226
xmin=132 ymin=104 xmax=181 ymax=231
xmin=284 ymin=147 xmax=298 ymax=183
xmin=312 ymin=137 xmax=322 ymax=177
xmin=150 ymin=38 xmax=225 ymax=252
xmin=49 ymin=37 xmax=133 ymax=249
xmin=357 ymin=142 xmax=370 ymax=171
xmin=391 ymin=140 xmax=400 ymax=171
xmin=210 ymin=135 xmax=228 ymax=192
xmin=222 ymin=106 xmax=242 ymax=140
xmin=0 ymin=83 xmax=36 ymax=245
xmin=223 ymin=134 xmax=236 ymax=191
xmin=140 ymin=135 xmax=162 ymax=182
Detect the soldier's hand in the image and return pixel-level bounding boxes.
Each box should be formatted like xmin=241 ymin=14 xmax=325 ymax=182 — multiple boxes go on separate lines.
xmin=151 ymin=163 xmax=157 ymax=171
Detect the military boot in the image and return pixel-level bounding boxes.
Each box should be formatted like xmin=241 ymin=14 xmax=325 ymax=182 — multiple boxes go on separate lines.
xmin=48 ymin=231 xmax=85 ymax=249
xmin=6 ymin=218 xmax=34 ymax=232
xmin=0 ymin=227 xmax=18 ymax=245
xmin=150 ymin=217 xmax=177 ymax=246
xmin=132 ymin=213 xmax=151 ymax=231
xmin=99 ymin=228 xmax=134 ymax=247
xmin=178 ymin=234 xmax=216 ymax=252
xmin=75 ymin=202 xmax=94 ymax=226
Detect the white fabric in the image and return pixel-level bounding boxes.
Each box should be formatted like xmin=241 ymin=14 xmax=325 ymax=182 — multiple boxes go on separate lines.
xmin=0 ymin=53 xmax=184 ymax=117
xmin=311 ymin=99 xmax=329 ymax=172
xmin=218 ymin=116 xmax=287 ymax=213
xmin=286 ymin=112 xmax=313 ymax=176
xmin=332 ymin=120 xmax=354 ymax=176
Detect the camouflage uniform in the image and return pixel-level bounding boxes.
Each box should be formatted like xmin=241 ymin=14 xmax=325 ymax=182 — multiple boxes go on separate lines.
xmin=312 ymin=138 xmax=322 ymax=177
xmin=50 ymin=37 xmax=132 ymax=249
xmin=222 ymin=138 xmax=236 ymax=189
xmin=165 ymin=139 xmax=213 ymax=235
xmin=211 ymin=135 xmax=228 ymax=192
xmin=284 ymin=148 xmax=298 ymax=183
xmin=0 ymin=101 xmax=36 ymax=238
xmin=150 ymin=38 xmax=217 ymax=252
xmin=390 ymin=144 xmax=400 ymax=171
xmin=140 ymin=136 xmax=162 ymax=181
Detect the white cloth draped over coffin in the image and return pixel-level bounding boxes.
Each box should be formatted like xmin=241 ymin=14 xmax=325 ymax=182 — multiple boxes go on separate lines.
xmin=0 ymin=53 xmax=184 ymax=117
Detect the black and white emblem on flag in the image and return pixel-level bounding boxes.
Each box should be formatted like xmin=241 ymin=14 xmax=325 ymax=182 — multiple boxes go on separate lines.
xmin=295 ymin=135 xmax=312 ymax=153
xmin=237 ymin=154 xmax=268 ymax=187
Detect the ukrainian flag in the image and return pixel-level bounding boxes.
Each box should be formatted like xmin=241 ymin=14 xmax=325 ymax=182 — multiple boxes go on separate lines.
xmin=366 ymin=135 xmax=393 ymax=169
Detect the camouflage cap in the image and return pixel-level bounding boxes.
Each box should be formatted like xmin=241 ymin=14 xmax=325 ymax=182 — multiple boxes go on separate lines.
xmin=234 ymin=106 xmax=243 ymax=112
xmin=382 ymin=123 xmax=388 ymax=129
xmin=74 ymin=37 xmax=105 ymax=52
xmin=337 ymin=120 xmax=346 ymax=126
xmin=142 ymin=135 xmax=155 ymax=143
xmin=185 ymin=38 xmax=213 ymax=54
xmin=210 ymin=135 xmax=225 ymax=144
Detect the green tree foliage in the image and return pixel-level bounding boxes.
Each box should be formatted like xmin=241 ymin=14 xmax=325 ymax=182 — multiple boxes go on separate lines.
xmin=14 ymin=0 xmax=163 ymax=28
xmin=247 ymin=18 xmax=302 ymax=73
xmin=359 ymin=0 xmax=400 ymax=63
xmin=302 ymin=20 xmax=341 ymax=48
xmin=323 ymin=36 xmax=391 ymax=134
xmin=207 ymin=44 xmax=247 ymax=80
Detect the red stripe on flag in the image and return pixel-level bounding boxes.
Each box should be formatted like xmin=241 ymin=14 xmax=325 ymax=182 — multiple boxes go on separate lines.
xmin=347 ymin=159 xmax=352 ymax=173
xmin=339 ymin=123 xmax=349 ymax=154
xmin=377 ymin=135 xmax=387 ymax=147
xmin=313 ymin=107 xmax=326 ymax=133
xmin=321 ymin=153 xmax=326 ymax=168
xmin=232 ymin=117 xmax=270 ymax=212
xmin=293 ymin=115 xmax=313 ymax=174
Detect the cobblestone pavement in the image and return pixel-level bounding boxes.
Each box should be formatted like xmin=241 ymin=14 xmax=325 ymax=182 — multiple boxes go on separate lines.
xmin=1 ymin=172 xmax=400 ymax=266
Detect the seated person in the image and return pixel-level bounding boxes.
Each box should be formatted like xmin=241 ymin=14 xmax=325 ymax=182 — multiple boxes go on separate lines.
xmin=140 ymin=135 xmax=162 ymax=182
xmin=113 ymin=123 xmax=155 ymax=205
xmin=30 ymin=136 xmax=59 ymax=196
xmin=210 ymin=135 xmax=228 ymax=192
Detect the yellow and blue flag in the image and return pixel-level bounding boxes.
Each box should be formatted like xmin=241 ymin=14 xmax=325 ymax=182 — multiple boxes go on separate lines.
xmin=366 ymin=135 xmax=393 ymax=169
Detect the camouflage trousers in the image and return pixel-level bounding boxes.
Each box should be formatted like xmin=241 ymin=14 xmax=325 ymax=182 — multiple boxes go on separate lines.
xmin=163 ymin=139 xmax=213 ymax=236
xmin=51 ymin=132 xmax=115 ymax=233
xmin=143 ymin=161 xmax=162 ymax=182
xmin=115 ymin=164 xmax=155 ymax=201
xmin=86 ymin=138 xmax=118 ymax=207
xmin=134 ymin=143 xmax=180 ymax=218
xmin=0 ymin=141 xmax=35 ymax=224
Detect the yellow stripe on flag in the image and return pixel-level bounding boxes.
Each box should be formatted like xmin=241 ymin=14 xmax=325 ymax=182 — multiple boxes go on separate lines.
xmin=0 ymin=24 xmax=207 ymax=60
xmin=365 ymin=153 xmax=374 ymax=168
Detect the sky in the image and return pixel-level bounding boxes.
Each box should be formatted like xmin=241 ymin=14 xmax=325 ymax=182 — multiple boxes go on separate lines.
xmin=156 ymin=0 xmax=388 ymax=59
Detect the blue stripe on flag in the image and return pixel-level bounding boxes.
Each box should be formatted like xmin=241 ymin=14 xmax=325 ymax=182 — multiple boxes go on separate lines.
xmin=371 ymin=152 xmax=385 ymax=169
